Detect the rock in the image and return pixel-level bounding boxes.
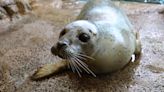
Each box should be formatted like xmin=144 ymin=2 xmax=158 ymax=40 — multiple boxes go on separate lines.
xmin=0 ymin=0 xmax=32 ymax=20
xmin=15 ymin=0 xmax=32 ymax=15
xmin=31 ymin=0 xmax=63 ymax=9
xmin=0 ymin=0 xmax=15 ymax=6
xmin=0 ymin=7 xmax=6 ymax=19
xmin=51 ymin=0 xmax=63 ymax=9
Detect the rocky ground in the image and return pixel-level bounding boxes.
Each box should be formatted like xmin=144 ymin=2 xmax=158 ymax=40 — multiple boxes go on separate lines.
xmin=0 ymin=0 xmax=164 ymax=92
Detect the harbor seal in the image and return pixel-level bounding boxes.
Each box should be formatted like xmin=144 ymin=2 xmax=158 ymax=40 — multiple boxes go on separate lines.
xmin=31 ymin=0 xmax=141 ymax=79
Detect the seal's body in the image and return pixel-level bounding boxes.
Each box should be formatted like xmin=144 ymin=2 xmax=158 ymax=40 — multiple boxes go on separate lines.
xmin=32 ymin=0 xmax=141 ymax=79
xmin=76 ymin=0 xmax=137 ymax=73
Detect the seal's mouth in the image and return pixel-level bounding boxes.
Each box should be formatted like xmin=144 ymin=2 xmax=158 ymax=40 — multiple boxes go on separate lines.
xmin=51 ymin=45 xmax=67 ymax=59
xmin=58 ymin=54 xmax=64 ymax=59
xmin=51 ymin=46 xmax=96 ymax=77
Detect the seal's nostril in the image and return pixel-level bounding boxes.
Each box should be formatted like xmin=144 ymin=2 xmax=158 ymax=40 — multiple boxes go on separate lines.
xmin=57 ymin=42 xmax=67 ymax=49
xmin=51 ymin=46 xmax=57 ymax=55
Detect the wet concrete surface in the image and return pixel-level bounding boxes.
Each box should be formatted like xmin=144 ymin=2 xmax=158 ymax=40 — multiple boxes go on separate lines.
xmin=0 ymin=1 xmax=164 ymax=92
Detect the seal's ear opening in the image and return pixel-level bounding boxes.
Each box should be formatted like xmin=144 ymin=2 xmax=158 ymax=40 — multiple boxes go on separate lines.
xmin=89 ymin=29 xmax=92 ymax=33
xmin=88 ymin=29 xmax=97 ymax=36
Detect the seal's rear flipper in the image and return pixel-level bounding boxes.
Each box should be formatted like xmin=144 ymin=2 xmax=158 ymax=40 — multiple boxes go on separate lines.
xmin=31 ymin=61 xmax=67 ymax=80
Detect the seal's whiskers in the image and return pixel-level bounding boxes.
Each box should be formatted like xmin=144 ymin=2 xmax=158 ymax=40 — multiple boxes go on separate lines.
xmin=67 ymin=58 xmax=75 ymax=73
xmin=77 ymin=54 xmax=95 ymax=60
xmin=74 ymin=56 xmax=96 ymax=77
xmin=67 ymin=51 xmax=82 ymax=76
xmin=70 ymin=53 xmax=96 ymax=77
xmin=70 ymin=58 xmax=82 ymax=77
xmin=64 ymin=50 xmax=75 ymax=73
xmin=72 ymin=56 xmax=90 ymax=74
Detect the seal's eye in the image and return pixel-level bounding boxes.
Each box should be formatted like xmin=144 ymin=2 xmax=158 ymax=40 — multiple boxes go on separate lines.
xmin=59 ymin=29 xmax=67 ymax=38
xmin=78 ymin=33 xmax=90 ymax=42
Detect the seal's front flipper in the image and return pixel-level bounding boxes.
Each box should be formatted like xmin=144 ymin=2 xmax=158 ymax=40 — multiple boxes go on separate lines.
xmin=31 ymin=61 xmax=67 ymax=80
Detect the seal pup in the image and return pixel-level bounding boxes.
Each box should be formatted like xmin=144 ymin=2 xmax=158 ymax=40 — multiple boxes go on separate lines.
xmin=31 ymin=0 xmax=141 ymax=79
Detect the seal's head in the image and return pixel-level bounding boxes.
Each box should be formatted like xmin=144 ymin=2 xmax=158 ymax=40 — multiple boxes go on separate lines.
xmin=51 ymin=20 xmax=98 ymax=76
xmin=51 ymin=20 xmax=98 ymax=59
